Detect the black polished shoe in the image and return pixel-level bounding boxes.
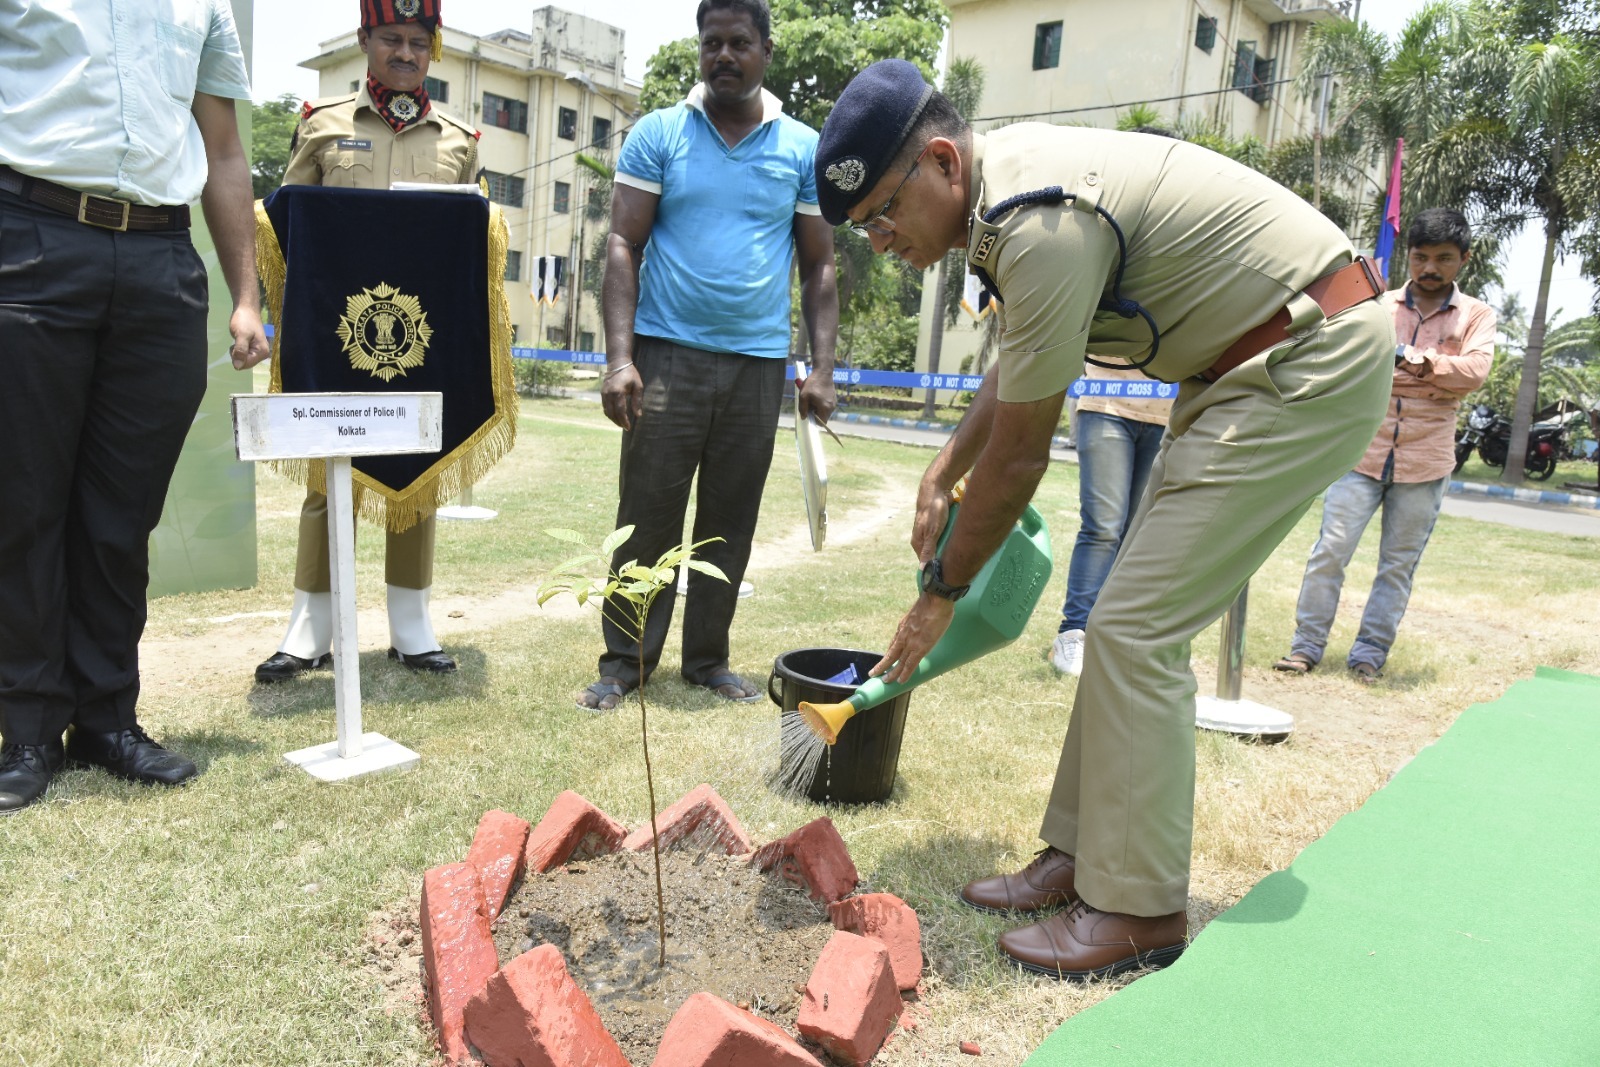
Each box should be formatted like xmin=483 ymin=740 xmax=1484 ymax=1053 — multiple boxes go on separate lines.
xmin=0 ymin=742 xmax=65 ymax=814
xmin=388 ymin=647 xmax=457 ymax=674
xmin=65 ymin=725 xmax=198 ymax=787
xmin=254 ymin=651 xmax=333 ymax=684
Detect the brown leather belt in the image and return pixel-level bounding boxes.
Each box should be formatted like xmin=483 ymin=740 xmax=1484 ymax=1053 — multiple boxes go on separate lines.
xmin=1198 ymin=257 xmax=1385 ymax=383
xmin=0 ymin=165 xmax=190 ymax=232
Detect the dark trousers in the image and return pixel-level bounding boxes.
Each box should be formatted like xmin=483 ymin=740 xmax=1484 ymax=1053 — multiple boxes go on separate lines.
xmin=598 ymin=337 xmax=784 ymax=688
xmin=0 ymin=191 xmax=209 ymax=745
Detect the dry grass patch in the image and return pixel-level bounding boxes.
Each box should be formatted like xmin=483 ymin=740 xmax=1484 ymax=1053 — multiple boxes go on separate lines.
xmin=2 ymin=397 xmax=1595 ymax=1067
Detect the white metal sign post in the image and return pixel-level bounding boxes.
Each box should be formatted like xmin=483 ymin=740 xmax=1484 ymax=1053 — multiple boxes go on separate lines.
xmin=232 ymin=392 xmax=442 ymax=780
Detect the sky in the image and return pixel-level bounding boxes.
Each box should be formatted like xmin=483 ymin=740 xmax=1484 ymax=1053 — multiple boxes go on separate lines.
xmin=249 ymin=0 xmax=1593 ymax=326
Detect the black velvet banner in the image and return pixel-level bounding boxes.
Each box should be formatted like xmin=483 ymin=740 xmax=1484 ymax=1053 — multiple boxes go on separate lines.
xmin=263 ymin=185 xmax=496 ymax=499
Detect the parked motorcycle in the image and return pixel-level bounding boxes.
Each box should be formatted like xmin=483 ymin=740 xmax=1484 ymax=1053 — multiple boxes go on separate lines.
xmin=1453 ymin=403 xmax=1568 ymax=481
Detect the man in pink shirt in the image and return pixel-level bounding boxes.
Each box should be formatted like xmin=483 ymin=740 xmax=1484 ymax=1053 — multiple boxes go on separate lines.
xmin=1275 ymin=208 xmax=1496 ymax=683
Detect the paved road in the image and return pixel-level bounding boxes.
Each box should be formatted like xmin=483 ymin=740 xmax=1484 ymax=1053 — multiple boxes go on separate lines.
xmin=777 ymin=411 xmax=1600 ymax=540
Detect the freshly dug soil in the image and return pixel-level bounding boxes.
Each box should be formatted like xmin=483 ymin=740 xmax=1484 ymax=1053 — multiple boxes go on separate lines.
xmin=493 ymin=846 xmax=834 ymax=1063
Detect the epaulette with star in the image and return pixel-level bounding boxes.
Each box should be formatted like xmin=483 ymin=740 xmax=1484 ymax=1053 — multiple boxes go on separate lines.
xmin=435 ymin=108 xmax=481 ymax=141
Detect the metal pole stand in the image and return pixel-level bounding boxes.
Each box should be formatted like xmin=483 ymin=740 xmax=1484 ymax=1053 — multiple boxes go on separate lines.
xmin=437 ymin=483 xmax=498 ymax=521
xmin=1195 ymin=583 xmax=1295 ymax=744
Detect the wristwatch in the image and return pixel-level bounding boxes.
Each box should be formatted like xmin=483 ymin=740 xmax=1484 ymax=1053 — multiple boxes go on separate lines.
xmin=919 ymin=557 xmax=970 ymax=602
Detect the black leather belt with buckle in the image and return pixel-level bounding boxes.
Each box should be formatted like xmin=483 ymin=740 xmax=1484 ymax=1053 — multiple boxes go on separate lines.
xmin=0 ymin=165 xmax=190 ymax=232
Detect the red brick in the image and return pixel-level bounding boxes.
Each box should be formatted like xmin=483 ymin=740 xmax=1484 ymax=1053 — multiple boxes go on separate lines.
xmin=466 ymin=809 xmax=531 ymax=919
xmin=525 ymin=790 xmax=626 ymax=873
xmin=752 ymin=818 xmax=858 ymax=903
xmin=463 ymin=944 xmax=628 ymax=1067
xmin=621 ymin=783 xmax=751 ymax=855
xmin=796 ymin=931 xmax=901 ymax=1067
xmin=827 ymin=892 xmax=923 ymax=990
xmin=651 ymin=992 xmax=823 ymax=1067
xmin=420 ymin=862 xmax=499 ymax=1064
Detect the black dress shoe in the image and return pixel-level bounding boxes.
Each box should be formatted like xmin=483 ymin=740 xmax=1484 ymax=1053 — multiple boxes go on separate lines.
xmin=65 ymin=726 xmax=198 ymax=786
xmin=388 ymin=647 xmax=457 ymax=673
xmin=0 ymin=742 xmax=65 ymax=814
xmin=254 ymin=651 xmax=333 ymax=684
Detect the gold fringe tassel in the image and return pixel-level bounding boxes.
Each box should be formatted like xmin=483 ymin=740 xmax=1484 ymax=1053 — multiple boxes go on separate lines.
xmin=264 ymin=197 xmax=518 ymax=534
xmin=431 ymin=25 xmax=443 ymax=61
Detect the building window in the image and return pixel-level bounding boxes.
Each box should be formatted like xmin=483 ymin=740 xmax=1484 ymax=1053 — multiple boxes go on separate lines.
xmin=511 ymin=323 xmax=519 ymax=344
xmin=579 ymin=330 xmax=595 ymax=352
xmin=591 ymin=116 xmax=612 ymax=148
xmin=424 ymin=76 xmax=449 ymax=103
xmin=483 ymin=92 xmax=528 ymax=133
xmin=1033 ymin=22 xmax=1062 ymax=71
xmin=558 ymin=106 xmax=577 ymax=140
xmin=546 ymin=326 xmax=568 ymax=347
xmin=1251 ymin=57 xmax=1277 ymax=104
xmin=482 ymin=170 xmax=525 ymax=207
xmin=1195 ymin=16 xmax=1217 ymax=53
xmin=553 ymin=181 xmax=570 ymax=214
xmin=349 ymin=80 xmax=359 ymax=93
xmin=1232 ymin=41 xmax=1257 ymax=93
xmin=504 ymin=250 xmax=522 ymax=282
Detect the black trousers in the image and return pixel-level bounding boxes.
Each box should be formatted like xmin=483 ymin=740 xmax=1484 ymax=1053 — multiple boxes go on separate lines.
xmin=0 ymin=190 xmax=209 ymax=745
xmin=597 ymin=336 xmax=784 ymax=688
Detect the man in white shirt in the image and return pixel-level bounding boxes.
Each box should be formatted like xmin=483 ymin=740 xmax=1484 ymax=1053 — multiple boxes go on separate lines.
xmin=0 ymin=0 xmax=268 ymax=813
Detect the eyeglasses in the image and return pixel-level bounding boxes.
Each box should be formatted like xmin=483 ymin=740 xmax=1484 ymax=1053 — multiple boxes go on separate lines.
xmin=848 ymin=146 xmax=928 ymax=239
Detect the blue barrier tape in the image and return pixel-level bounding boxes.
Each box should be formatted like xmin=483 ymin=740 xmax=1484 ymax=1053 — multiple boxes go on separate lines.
xmin=510 ymin=347 xmax=1180 ymax=397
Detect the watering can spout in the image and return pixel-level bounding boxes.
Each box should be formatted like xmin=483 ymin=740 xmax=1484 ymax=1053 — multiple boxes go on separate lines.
xmin=798 ymin=698 xmax=857 ymax=746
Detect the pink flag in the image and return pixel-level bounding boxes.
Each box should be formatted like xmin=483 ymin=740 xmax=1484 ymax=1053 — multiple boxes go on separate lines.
xmin=1373 ymin=138 xmax=1404 ymax=278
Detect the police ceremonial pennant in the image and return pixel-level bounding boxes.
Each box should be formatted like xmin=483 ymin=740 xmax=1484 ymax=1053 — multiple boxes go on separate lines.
xmin=256 ymin=185 xmax=516 ymax=532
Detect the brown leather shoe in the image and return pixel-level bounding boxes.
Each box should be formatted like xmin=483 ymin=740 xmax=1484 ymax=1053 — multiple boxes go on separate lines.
xmin=998 ymin=900 xmax=1187 ymax=981
xmin=959 ymin=847 xmax=1078 ymax=915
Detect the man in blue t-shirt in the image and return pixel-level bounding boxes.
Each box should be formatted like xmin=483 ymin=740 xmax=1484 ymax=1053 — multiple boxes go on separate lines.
xmin=579 ymin=0 xmax=839 ymax=710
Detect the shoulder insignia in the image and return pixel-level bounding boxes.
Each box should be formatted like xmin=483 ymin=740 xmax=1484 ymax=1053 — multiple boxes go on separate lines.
xmin=473 ymin=129 xmax=482 ymax=142
xmin=301 ymin=93 xmax=360 ymax=124
xmin=434 ymin=108 xmax=480 ymax=141
xmin=300 ymin=100 xmax=313 ymax=120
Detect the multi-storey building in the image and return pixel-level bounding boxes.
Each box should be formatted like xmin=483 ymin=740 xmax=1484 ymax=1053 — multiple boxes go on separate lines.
xmin=300 ymin=7 xmax=641 ymax=351
xmin=919 ymin=0 xmax=1369 ymax=380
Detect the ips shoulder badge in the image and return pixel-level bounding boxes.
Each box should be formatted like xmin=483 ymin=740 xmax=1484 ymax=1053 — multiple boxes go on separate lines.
xmin=969 ymin=213 xmax=1002 ymax=266
xmin=337 ymin=282 xmax=432 ymax=382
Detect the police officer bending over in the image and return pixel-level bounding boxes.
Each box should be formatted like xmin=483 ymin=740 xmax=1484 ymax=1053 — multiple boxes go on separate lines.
xmin=815 ymin=60 xmax=1395 ymax=980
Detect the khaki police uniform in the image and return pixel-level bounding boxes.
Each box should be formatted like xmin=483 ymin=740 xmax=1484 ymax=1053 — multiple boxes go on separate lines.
xmin=967 ymin=125 xmax=1395 ymax=916
xmin=274 ymin=84 xmax=479 ymax=660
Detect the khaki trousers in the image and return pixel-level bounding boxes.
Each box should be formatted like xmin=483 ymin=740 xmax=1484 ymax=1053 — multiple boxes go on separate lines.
xmin=292 ymin=487 xmax=434 ymax=592
xmin=1040 ymin=299 xmax=1394 ymax=916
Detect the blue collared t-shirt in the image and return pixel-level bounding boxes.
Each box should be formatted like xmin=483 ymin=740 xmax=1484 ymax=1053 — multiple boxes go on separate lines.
xmin=615 ymin=84 xmax=820 ymax=359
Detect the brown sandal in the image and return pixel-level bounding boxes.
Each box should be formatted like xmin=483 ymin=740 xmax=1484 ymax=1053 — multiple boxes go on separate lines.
xmin=1272 ymin=652 xmax=1316 ymax=674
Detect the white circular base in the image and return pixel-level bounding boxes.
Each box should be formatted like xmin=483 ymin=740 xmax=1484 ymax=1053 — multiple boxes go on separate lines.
xmin=676 ymin=575 xmax=755 ymax=598
xmin=437 ymin=505 xmax=498 ymax=521
xmin=1195 ymin=697 xmax=1295 ymax=743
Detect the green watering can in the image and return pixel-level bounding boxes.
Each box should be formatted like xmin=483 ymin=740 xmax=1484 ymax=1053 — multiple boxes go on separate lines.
xmin=799 ymin=494 xmax=1053 ymax=744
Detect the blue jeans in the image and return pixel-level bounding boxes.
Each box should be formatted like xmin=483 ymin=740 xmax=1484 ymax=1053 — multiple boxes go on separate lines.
xmin=1060 ymin=410 xmax=1167 ymax=632
xmin=1289 ymin=469 xmax=1448 ymax=671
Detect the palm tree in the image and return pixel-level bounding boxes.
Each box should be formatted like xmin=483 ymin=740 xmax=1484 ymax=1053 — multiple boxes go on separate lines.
xmin=1407 ymin=1 xmax=1600 ymax=482
xmin=921 ymin=56 xmax=985 ymax=420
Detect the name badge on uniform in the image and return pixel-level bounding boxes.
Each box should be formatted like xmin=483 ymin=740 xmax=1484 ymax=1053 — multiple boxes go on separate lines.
xmin=337 ymin=139 xmax=374 ymax=151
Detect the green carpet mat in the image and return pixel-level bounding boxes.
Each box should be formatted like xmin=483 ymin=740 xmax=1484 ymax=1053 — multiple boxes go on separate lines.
xmin=1026 ymin=667 xmax=1600 ymax=1066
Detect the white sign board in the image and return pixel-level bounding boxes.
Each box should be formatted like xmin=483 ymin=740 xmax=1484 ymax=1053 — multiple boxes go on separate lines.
xmin=231 ymin=392 xmax=442 ymax=461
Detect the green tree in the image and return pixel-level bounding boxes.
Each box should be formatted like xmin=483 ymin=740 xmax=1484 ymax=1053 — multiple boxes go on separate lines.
xmin=250 ymin=92 xmax=303 ymax=199
xmin=1406 ymin=0 xmax=1600 ymax=482
xmin=639 ymin=0 xmax=948 ymax=133
xmin=921 ymin=56 xmax=985 ymax=417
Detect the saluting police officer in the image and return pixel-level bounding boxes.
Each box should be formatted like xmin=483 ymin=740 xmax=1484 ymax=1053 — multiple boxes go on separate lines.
xmin=255 ymin=0 xmax=480 ymax=683
xmin=815 ymin=60 xmax=1395 ymax=980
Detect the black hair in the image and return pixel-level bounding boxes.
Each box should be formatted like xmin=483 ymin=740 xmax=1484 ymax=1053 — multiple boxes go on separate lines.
xmin=889 ymin=90 xmax=971 ymax=173
xmin=696 ymin=0 xmax=771 ymax=40
xmin=1407 ymin=207 xmax=1471 ymax=255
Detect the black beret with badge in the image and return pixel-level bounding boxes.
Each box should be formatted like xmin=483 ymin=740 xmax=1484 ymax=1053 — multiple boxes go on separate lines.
xmin=814 ymin=59 xmax=934 ymax=226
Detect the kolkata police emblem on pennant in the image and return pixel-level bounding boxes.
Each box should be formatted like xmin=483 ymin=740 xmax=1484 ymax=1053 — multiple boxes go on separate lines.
xmin=395 ymin=0 xmax=421 ymax=16
xmin=337 ymin=282 xmax=432 ymax=382
xmin=824 ymin=157 xmax=867 ymax=193
xmin=389 ymin=94 xmax=421 ymax=122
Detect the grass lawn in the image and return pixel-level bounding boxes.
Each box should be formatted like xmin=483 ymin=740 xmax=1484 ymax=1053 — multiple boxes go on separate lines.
xmin=3 ymin=396 xmax=1597 ymax=1066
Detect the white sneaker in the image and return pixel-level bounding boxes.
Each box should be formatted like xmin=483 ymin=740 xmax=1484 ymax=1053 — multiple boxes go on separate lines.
xmin=1050 ymin=629 xmax=1085 ymax=676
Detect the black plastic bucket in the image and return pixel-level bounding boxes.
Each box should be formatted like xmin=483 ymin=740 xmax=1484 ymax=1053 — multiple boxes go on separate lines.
xmin=768 ymin=647 xmax=912 ymax=804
